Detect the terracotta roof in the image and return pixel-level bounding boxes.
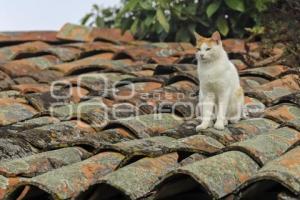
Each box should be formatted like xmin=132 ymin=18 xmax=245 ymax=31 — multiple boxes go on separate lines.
xmin=0 ymin=23 xmax=299 ymax=200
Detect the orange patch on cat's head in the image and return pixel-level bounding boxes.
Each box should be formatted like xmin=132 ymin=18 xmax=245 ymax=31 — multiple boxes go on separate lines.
xmin=194 ymin=31 xmax=221 ymax=49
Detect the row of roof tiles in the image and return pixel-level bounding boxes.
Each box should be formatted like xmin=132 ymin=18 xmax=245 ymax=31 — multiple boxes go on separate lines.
xmin=0 ymin=23 xmax=299 ymax=200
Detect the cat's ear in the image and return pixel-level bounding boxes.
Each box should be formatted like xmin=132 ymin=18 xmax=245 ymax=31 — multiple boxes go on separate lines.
xmin=194 ymin=31 xmax=204 ymax=41
xmin=212 ymin=31 xmax=221 ymax=44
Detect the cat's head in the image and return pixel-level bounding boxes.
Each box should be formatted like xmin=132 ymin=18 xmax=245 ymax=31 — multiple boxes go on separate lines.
xmin=194 ymin=31 xmax=223 ymax=63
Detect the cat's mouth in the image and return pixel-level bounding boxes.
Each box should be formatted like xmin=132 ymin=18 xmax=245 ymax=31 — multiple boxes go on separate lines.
xmin=198 ymin=57 xmax=207 ymax=61
xmin=199 ymin=58 xmax=212 ymax=64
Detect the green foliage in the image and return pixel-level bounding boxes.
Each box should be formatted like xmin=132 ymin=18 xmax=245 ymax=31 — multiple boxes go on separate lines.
xmin=82 ymin=0 xmax=277 ymax=42
xmin=81 ymin=4 xmax=116 ymax=28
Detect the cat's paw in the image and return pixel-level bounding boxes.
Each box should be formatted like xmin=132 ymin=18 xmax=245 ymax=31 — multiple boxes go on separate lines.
xmin=214 ymin=121 xmax=225 ymax=130
xmin=196 ymin=123 xmax=209 ymax=131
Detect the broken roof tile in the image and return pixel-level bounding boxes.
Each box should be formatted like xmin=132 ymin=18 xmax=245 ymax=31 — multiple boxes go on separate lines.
xmin=57 ymin=23 xmax=134 ymax=43
xmin=0 ymin=147 xmax=90 ymax=178
xmin=154 ymin=151 xmax=259 ymax=199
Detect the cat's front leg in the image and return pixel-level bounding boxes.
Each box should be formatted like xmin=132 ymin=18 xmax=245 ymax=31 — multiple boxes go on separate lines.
xmin=196 ymin=93 xmax=215 ymax=131
xmin=214 ymin=92 xmax=230 ymax=130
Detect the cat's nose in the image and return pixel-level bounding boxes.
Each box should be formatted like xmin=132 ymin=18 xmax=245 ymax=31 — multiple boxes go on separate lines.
xmin=199 ymin=54 xmax=204 ymax=58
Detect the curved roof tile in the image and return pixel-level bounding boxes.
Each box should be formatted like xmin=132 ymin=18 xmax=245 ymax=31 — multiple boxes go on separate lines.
xmin=154 ymin=151 xmax=259 ymax=199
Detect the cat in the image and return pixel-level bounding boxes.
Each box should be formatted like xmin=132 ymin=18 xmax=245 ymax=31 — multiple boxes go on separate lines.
xmin=194 ymin=31 xmax=244 ymax=131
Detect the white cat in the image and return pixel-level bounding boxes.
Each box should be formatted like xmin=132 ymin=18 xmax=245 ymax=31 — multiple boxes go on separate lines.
xmin=195 ymin=31 xmax=244 ymax=131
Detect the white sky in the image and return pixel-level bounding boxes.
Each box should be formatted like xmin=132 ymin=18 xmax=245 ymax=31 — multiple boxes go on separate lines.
xmin=0 ymin=0 xmax=121 ymax=31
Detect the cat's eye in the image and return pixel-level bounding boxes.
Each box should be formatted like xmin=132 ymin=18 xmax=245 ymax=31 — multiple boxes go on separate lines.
xmin=206 ymin=48 xmax=211 ymax=51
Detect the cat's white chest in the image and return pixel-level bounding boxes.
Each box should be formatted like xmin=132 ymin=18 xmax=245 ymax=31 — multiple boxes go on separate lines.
xmin=202 ymin=76 xmax=226 ymax=93
xmin=198 ymin=62 xmax=233 ymax=93
xmin=199 ymin=63 xmax=225 ymax=80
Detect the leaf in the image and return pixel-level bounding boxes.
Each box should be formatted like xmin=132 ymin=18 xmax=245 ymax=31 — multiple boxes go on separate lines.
xmin=92 ymin=4 xmax=100 ymax=11
xmin=184 ymin=3 xmax=197 ymax=15
xmin=187 ymin=24 xmax=196 ymax=34
xmin=225 ymin=0 xmax=245 ymax=12
xmin=157 ymin=0 xmax=169 ymax=9
xmin=255 ymin=0 xmax=268 ymax=12
xmin=123 ymin=0 xmax=140 ymax=11
xmin=130 ymin=19 xmax=139 ymax=34
xmin=206 ymin=0 xmax=221 ymax=18
xmin=144 ymin=15 xmax=155 ymax=26
xmin=217 ymin=17 xmax=229 ymax=36
xmin=176 ymin=27 xmax=191 ymax=42
xmin=117 ymin=0 xmax=139 ymax=18
xmin=195 ymin=17 xmax=210 ymax=27
xmin=102 ymin=9 xmax=113 ymax=17
xmin=81 ymin=13 xmax=93 ymax=25
xmin=156 ymin=8 xmax=170 ymax=32
xmin=119 ymin=18 xmax=132 ymax=33
xmin=139 ymin=1 xmax=152 ymax=10
xmin=96 ymin=16 xmax=105 ymax=27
